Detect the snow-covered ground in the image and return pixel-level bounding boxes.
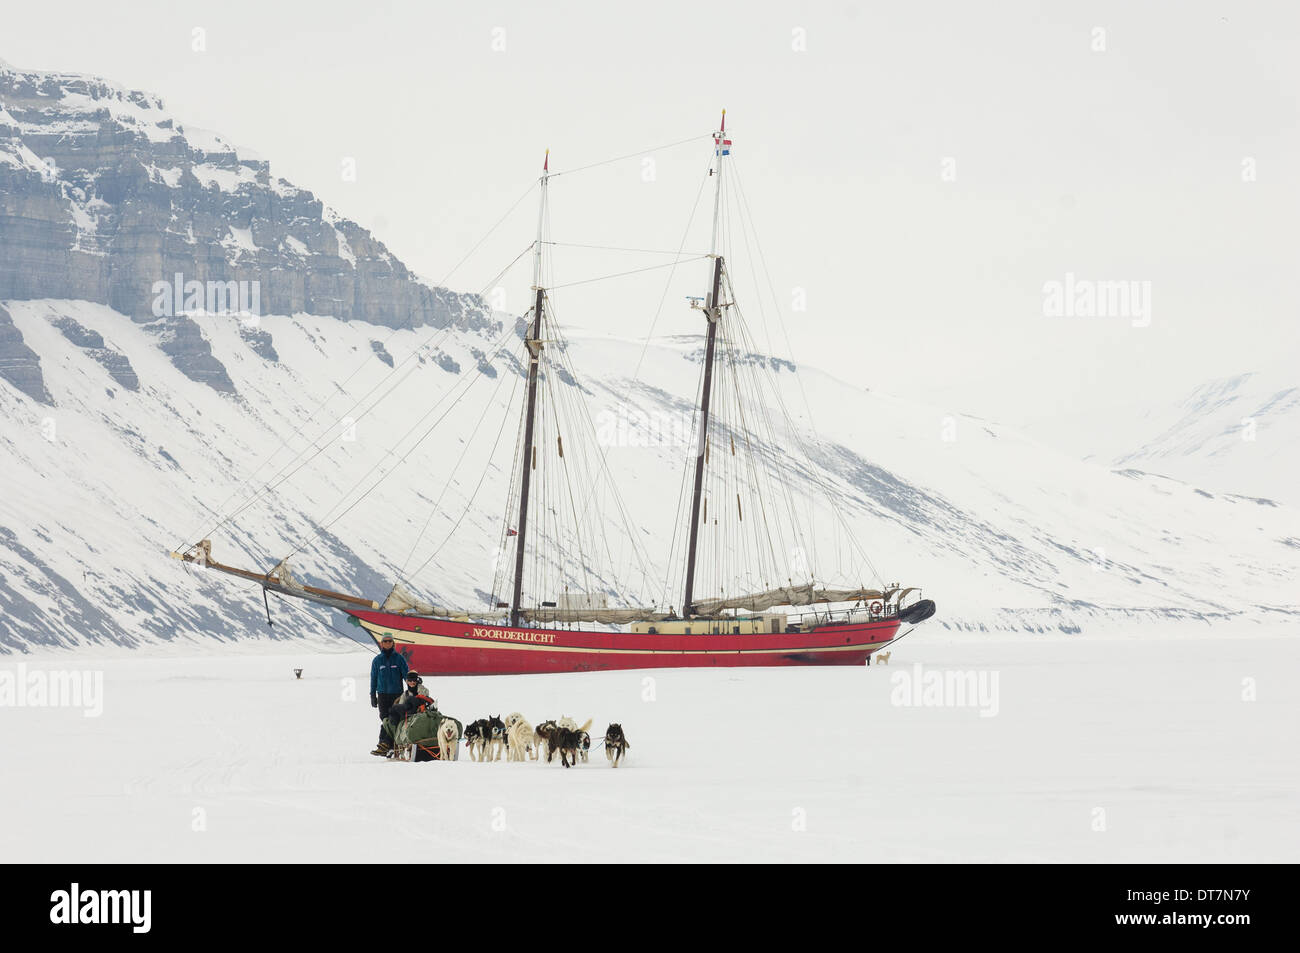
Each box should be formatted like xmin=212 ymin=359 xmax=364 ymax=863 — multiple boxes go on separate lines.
xmin=3 ymin=630 xmax=1295 ymax=863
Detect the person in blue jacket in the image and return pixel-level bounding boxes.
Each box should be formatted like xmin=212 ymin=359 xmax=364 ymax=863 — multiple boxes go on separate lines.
xmin=369 ymin=635 xmax=409 ymax=756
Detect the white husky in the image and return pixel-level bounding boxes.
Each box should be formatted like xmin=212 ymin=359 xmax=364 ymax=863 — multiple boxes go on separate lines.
xmin=557 ymin=715 xmax=592 ymax=733
xmin=437 ymin=720 xmax=459 ymax=762
xmin=507 ymin=719 xmax=536 ymax=761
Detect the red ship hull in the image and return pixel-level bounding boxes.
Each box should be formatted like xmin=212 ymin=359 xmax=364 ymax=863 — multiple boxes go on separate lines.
xmin=348 ymin=609 xmax=899 ymax=675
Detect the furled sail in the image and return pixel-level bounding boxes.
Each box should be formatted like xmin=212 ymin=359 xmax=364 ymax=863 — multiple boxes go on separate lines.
xmin=691 ymin=584 xmax=887 ymax=616
xmin=270 ymin=558 xmax=305 ymax=593
xmin=381 ymin=582 xmax=462 ymax=617
xmin=518 ymin=607 xmax=671 ymax=624
xmin=382 ymin=583 xmax=667 ymax=624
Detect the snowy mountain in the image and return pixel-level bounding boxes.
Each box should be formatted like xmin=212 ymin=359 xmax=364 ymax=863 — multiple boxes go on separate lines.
xmin=2 ymin=295 xmax=1298 ymax=654
xmin=2 ymin=63 xmax=1297 ymax=655
xmin=0 ymin=60 xmax=493 ymax=396
xmin=1022 ymin=362 xmax=1299 ymax=509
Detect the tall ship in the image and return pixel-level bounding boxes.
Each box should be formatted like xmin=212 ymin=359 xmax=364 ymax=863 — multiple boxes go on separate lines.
xmin=173 ymin=112 xmax=936 ymax=674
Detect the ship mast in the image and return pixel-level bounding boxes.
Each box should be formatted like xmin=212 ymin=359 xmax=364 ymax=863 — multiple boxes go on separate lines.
xmin=682 ymin=111 xmax=728 ymax=617
xmin=510 ymin=149 xmax=549 ymax=628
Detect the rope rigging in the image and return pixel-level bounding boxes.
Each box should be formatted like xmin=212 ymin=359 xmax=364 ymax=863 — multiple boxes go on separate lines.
xmin=183 ymin=239 xmax=537 ymax=558
xmin=279 ymin=316 xmax=531 ymax=565
xmin=729 ymin=154 xmax=884 ymax=586
xmin=542 ymin=241 xmax=712 ymax=257
xmin=486 ymin=203 xmax=662 ymax=616
xmin=398 ymin=354 xmax=523 ymax=582
xmin=545 ymin=133 xmax=713 ymax=179
xmin=659 ymin=143 xmax=887 ymax=611
xmin=548 ymin=256 xmax=710 ymax=291
xmin=179 ymin=179 xmax=541 ymax=552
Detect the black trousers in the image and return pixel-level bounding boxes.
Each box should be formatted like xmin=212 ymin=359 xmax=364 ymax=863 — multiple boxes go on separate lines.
xmin=377 ymin=692 xmax=399 ymax=744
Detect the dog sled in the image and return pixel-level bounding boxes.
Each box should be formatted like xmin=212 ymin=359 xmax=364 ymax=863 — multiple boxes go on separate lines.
xmin=384 ymin=707 xmax=463 ymax=762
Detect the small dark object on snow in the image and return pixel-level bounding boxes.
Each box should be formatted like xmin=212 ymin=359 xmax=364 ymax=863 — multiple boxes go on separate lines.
xmin=294 ymin=668 xmax=303 ymax=679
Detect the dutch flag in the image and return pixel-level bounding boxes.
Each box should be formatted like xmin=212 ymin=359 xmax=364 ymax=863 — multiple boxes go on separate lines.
xmin=716 ymin=137 xmax=732 ymax=157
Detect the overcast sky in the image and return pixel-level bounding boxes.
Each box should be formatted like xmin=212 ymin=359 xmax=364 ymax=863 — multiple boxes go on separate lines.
xmin=5 ymin=0 xmax=1298 ymax=433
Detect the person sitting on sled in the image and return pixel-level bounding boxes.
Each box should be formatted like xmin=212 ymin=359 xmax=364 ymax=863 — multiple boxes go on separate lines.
xmin=374 ymin=671 xmax=439 ymax=756
xmin=395 ymin=670 xmax=434 ymax=711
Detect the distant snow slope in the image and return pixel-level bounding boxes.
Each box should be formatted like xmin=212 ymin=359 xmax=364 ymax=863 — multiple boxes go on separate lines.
xmin=1114 ymin=370 xmax=1296 ymax=507
xmin=1 ymin=299 xmax=1297 ymax=653
xmin=1016 ymin=342 xmax=1298 ymax=507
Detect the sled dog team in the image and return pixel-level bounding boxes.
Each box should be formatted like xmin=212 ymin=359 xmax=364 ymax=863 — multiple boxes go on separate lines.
xmin=370 ymin=649 xmax=630 ymax=766
xmin=462 ymin=714 xmax=630 ymax=768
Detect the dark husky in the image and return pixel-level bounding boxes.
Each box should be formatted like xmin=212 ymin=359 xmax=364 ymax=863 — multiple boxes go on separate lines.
xmin=604 ymin=723 xmax=630 ymax=768
xmin=552 ymin=719 xmax=592 ymax=768
xmin=485 ymin=714 xmax=507 ymax=761
xmin=535 ymin=720 xmax=559 ymax=762
xmin=464 ymin=719 xmax=488 ymax=761
xmin=554 ymin=726 xmax=581 ymax=768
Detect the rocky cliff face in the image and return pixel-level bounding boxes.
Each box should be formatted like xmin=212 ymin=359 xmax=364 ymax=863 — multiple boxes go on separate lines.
xmin=53 ymin=315 xmax=139 ymax=391
xmin=0 ymin=303 xmax=52 ymax=403
xmin=0 ymin=60 xmax=496 ymax=392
